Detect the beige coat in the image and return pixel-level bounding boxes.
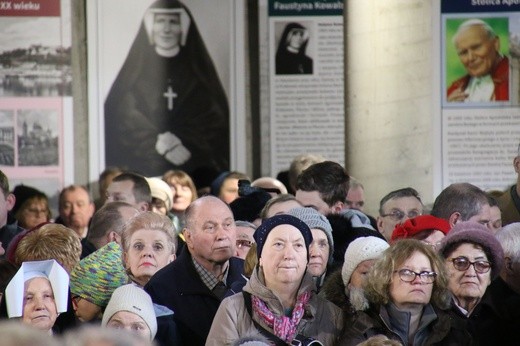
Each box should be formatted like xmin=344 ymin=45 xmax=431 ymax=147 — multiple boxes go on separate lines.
xmin=206 ymin=267 xmax=343 ymax=345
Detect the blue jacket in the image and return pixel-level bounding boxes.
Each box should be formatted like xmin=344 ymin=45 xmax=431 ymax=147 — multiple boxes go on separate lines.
xmin=145 ymin=247 xmax=244 ymax=346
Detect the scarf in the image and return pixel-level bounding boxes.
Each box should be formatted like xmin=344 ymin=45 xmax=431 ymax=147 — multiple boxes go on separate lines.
xmin=251 ymin=291 xmax=311 ymax=343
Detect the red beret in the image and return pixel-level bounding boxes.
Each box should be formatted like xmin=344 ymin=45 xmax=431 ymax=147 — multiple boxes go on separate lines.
xmin=391 ymin=215 xmax=450 ymax=243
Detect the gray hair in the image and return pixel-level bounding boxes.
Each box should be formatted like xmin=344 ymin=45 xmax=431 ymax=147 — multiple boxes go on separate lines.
xmin=496 ymin=222 xmax=520 ymax=262
xmin=452 ymin=18 xmax=497 ymax=46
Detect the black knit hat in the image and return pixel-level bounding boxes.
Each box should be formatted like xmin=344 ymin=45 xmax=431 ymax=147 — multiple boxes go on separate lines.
xmin=229 ymin=190 xmax=271 ymax=223
xmin=254 ymin=214 xmax=313 ymax=260
xmin=12 ymin=185 xmax=47 ymax=215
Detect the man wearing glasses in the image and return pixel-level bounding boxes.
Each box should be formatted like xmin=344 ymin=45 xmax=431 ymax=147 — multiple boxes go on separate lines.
xmin=376 ymin=187 xmax=423 ymax=241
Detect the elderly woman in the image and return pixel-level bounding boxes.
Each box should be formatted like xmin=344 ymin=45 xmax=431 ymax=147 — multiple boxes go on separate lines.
xmin=438 ymin=221 xmax=506 ymax=344
xmin=5 ymin=259 xmax=69 ymax=334
xmin=207 ymin=214 xmax=343 ymax=345
xmin=340 ymin=239 xmax=471 ymax=345
xmin=122 ymin=212 xmax=176 ymax=287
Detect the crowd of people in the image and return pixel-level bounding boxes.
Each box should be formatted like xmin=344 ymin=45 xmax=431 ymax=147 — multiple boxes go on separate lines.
xmin=0 ymin=145 xmax=519 ymax=346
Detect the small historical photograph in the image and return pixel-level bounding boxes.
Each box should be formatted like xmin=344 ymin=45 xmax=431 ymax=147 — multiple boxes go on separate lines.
xmin=0 ymin=17 xmax=72 ymax=97
xmin=274 ymin=20 xmax=314 ymax=75
xmin=17 ymin=109 xmax=59 ymax=166
xmin=0 ymin=110 xmax=15 ymax=166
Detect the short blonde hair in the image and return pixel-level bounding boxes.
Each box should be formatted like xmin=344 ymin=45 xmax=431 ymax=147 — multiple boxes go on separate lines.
xmin=15 ymin=223 xmax=81 ymax=273
xmin=122 ymin=212 xmax=177 ymax=255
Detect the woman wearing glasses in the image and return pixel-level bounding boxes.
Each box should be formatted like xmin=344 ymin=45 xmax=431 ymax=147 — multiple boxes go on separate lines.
xmin=340 ymin=239 xmax=471 ymax=345
xmin=439 ymin=221 xmax=506 ymax=344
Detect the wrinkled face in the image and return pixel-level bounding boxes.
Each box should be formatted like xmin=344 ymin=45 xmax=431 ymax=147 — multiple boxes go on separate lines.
xmin=19 ymin=199 xmax=48 ymax=229
xmin=308 ymin=228 xmax=329 ymax=277
xmin=153 ymin=13 xmax=181 ymax=51
xmin=295 ymin=190 xmax=334 ymax=216
xmin=107 ymin=311 xmax=151 ymax=340
xmin=264 ymin=200 xmax=302 ymax=218
xmin=455 ymin=25 xmax=500 ymax=77
xmin=346 ymin=186 xmax=365 ymax=211
xmin=260 ymin=225 xmax=308 ymax=288
xmin=348 ymin=259 xmax=376 ymax=290
xmin=59 ymin=188 xmax=95 ymax=233
xmin=377 ymin=196 xmax=423 ymax=241
xmin=124 ymin=229 xmax=175 ymax=286
xmin=71 ymin=295 xmax=102 ymax=322
xmin=219 ymin=178 xmax=240 ymax=205
xmin=170 ymin=182 xmax=193 ymax=212
xmin=185 ymin=198 xmax=236 ymax=268
xmin=445 ymin=243 xmax=491 ymax=303
xmin=22 ymin=277 xmax=58 ymax=332
xmin=235 ymin=225 xmax=255 ymax=260
xmin=390 ymin=251 xmax=434 ymax=309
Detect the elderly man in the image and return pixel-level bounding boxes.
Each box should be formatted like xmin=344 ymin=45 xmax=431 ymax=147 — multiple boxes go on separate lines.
xmin=447 ymin=18 xmax=508 ymax=102
xmin=58 ymin=185 xmax=95 ymax=239
xmin=145 ymin=196 xmax=244 ymax=346
xmin=497 ymin=142 xmax=520 ymax=226
xmin=430 ymin=182 xmax=491 ymax=229
xmin=105 ymin=172 xmax=151 ymax=212
xmin=376 ymin=187 xmax=423 ymax=241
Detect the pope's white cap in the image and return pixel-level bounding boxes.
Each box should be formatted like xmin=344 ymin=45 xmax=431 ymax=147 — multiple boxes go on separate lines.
xmin=5 ymin=259 xmax=69 ymax=318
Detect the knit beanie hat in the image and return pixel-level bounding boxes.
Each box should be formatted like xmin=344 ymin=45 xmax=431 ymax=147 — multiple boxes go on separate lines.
xmin=70 ymin=242 xmax=129 ymax=308
xmin=12 ymin=185 xmax=47 ymax=215
xmin=342 ymin=236 xmax=389 ymax=288
xmin=254 ymin=214 xmax=313 ymax=260
xmin=146 ymin=177 xmax=173 ymax=211
xmin=438 ymin=221 xmax=504 ymax=280
xmin=102 ymin=284 xmax=158 ymax=340
xmin=287 ymin=207 xmax=334 ymax=264
xmin=391 ymin=215 xmax=450 ymax=243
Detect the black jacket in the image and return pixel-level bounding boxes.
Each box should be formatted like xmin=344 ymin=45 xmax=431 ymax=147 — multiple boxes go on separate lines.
xmin=145 ymin=247 xmax=244 ymax=346
xmin=341 ymin=303 xmax=472 ymax=346
xmin=449 ymin=279 xmax=520 ymax=346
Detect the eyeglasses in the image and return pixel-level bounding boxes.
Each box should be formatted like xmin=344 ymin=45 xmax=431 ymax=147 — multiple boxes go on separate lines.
xmin=421 ymin=240 xmax=442 ymax=249
xmin=236 ymin=239 xmax=254 ymax=249
xmin=395 ymin=269 xmax=437 ymax=284
xmin=380 ymin=210 xmax=421 ymax=222
xmin=448 ymin=256 xmax=491 ymax=274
